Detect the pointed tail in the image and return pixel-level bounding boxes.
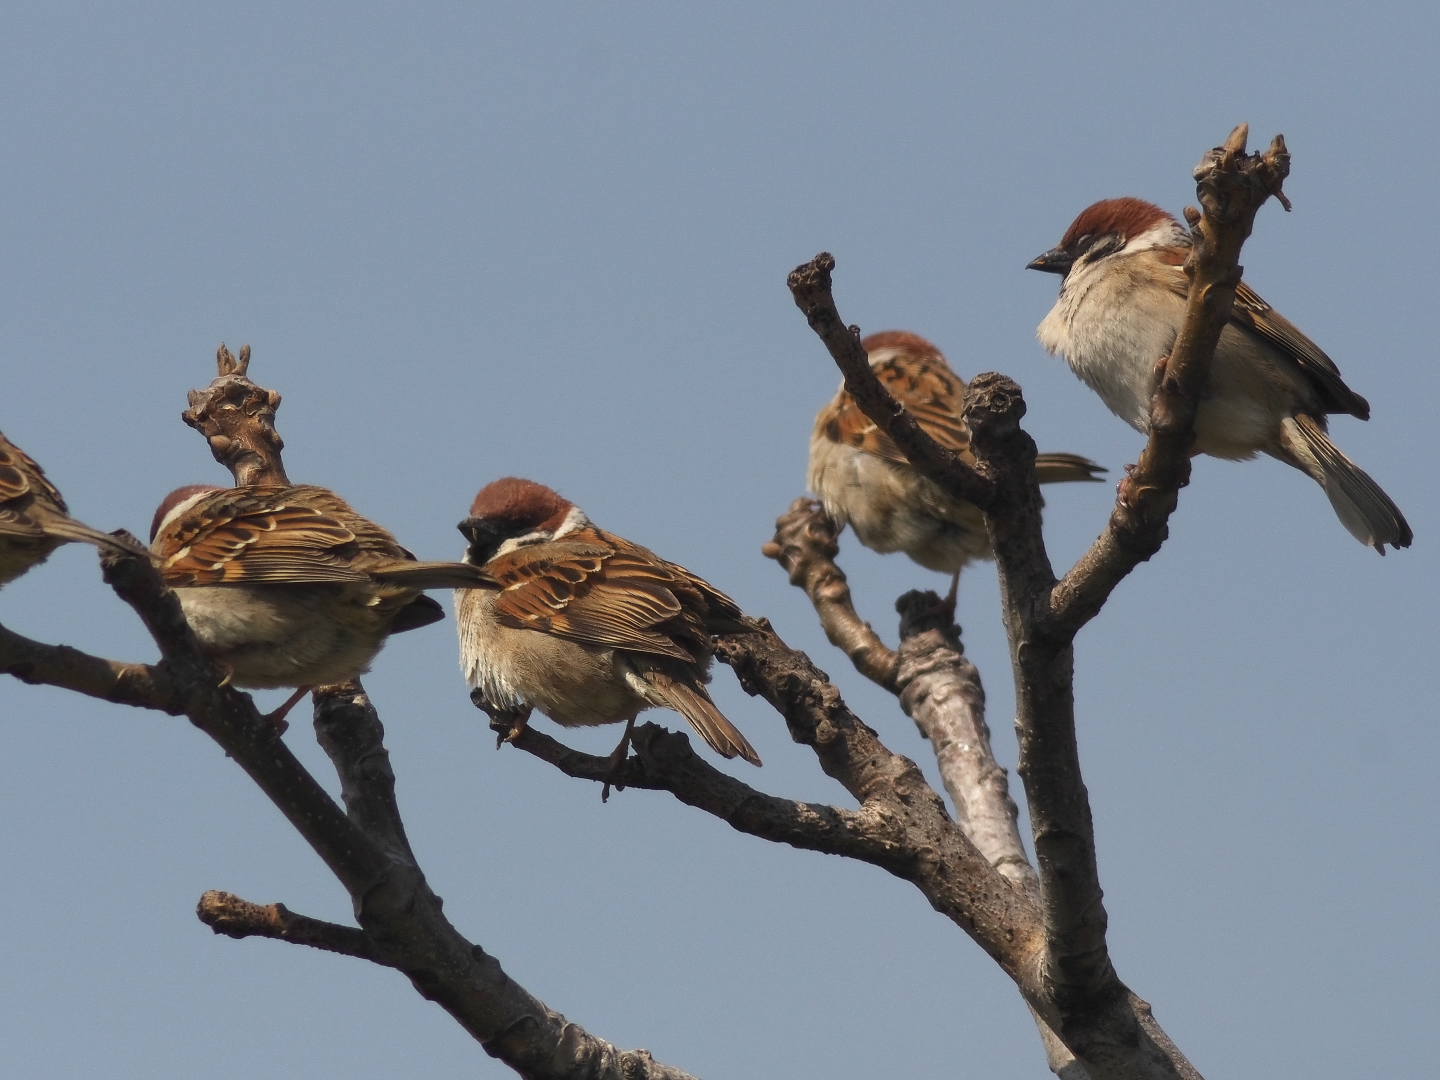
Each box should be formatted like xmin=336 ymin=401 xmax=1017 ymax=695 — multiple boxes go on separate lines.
xmin=637 ymin=669 xmax=762 ymax=766
xmin=40 ymin=516 xmax=151 ymax=558
xmin=1035 ymin=452 xmax=1106 ymax=485
xmin=1279 ymin=415 xmax=1413 ymax=553
xmin=372 ymin=560 xmax=498 ymax=590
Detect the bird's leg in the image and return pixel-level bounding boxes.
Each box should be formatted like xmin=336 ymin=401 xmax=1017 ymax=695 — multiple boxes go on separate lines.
xmin=469 ymin=689 xmax=532 ymax=748
xmin=601 ymin=715 xmax=639 ymax=802
xmin=263 ymin=686 xmax=311 ymax=735
xmin=942 ymin=571 xmax=960 ymax=621
xmin=1153 ymin=350 xmax=1172 ymax=383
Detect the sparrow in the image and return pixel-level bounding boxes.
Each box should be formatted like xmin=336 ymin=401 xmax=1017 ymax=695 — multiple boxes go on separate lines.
xmin=151 ymin=483 xmax=493 ymax=727
xmin=1029 ymin=196 xmax=1412 ymax=553
xmin=0 ymin=430 xmax=142 ymax=586
xmin=807 ymin=330 xmax=1105 ymax=602
xmin=455 ymin=477 xmax=761 ymax=790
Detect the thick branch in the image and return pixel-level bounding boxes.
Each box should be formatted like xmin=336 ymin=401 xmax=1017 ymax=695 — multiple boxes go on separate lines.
xmin=788 ymin=254 xmax=995 ymax=508
xmin=311 ymin=685 xmax=421 ymax=866
xmin=714 ymin=621 xmax=1044 ymax=982
xmin=762 ymin=498 xmax=899 ymax=689
xmin=508 ymin=720 xmax=913 ymax=863
xmin=894 ymin=591 xmax=1032 ymax=889
xmin=893 ymin=594 xmax=1086 ymax=1079
xmin=0 ymin=620 xmax=183 ymax=713
xmin=99 ymin=543 xmax=398 ymax=902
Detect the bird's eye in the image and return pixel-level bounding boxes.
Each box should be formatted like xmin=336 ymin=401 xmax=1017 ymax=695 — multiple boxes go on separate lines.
xmin=1074 ymin=233 xmax=1093 ymax=252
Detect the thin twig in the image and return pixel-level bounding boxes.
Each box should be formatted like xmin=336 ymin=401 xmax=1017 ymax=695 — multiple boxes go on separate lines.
xmin=762 ymin=498 xmax=899 ymax=689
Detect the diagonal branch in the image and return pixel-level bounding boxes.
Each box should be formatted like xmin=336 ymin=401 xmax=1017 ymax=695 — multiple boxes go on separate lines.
xmin=893 ymin=591 xmax=1033 ymax=889
xmin=510 ymin=721 xmax=928 ymax=866
xmin=0 ymin=618 xmax=183 ymax=713
xmin=198 ymin=890 xmax=388 ymax=963
xmin=714 ymin=621 xmax=1044 ymax=980
xmin=788 ymin=255 xmax=996 ymax=509
xmin=762 ymin=498 xmax=899 ymax=690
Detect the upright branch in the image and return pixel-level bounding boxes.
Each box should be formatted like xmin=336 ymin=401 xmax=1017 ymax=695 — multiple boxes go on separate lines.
xmin=182 ymin=343 xmax=291 ymax=486
xmin=785 ymin=189 xmax=1230 ymax=1073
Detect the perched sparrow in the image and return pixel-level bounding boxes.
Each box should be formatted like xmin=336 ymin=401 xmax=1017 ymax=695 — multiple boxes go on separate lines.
xmin=456 ymin=477 xmax=761 ymax=787
xmin=1030 ymin=196 xmax=1412 ymax=553
xmin=0 ymin=430 xmax=142 ymax=586
xmin=151 ymin=483 xmax=492 ymax=726
xmin=807 ymin=330 xmax=1105 ymax=601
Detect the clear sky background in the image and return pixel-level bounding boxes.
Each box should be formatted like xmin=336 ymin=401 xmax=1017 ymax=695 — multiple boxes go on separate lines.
xmin=1 ymin=3 xmax=1434 ymax=1077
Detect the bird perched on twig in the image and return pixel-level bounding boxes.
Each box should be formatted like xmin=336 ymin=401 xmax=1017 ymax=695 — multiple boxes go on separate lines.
xmin=0 ymin=430 xmax=142 ymax=587
xmin=807 ymin=330 xmax=1105 ymax=606
xmin=150 ymin=483 xmax=493 ymax=728
xmin=1029 ymin=196 xmax=1411 ymax=553
xmin=455 ymin=477 xmax=760 ymax=796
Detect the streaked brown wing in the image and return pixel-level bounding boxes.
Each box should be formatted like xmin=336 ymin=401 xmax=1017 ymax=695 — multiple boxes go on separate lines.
xmin=659 ymin=557 xmax=743 ymax=627
xmin=1160 ymin=271 xmax=1368 ymax=420
xmin=489 ymin=534 xmax=703 ymax=661
xmin=1230 ymin=281 xmax=1369 ymax=419
xmin=159 ymin=487 xmax=372 ymax=585
xmin=818 ymin=351 xmax=973 ymax=466
xmin=0 ymin=434 xmax=67 ymax=517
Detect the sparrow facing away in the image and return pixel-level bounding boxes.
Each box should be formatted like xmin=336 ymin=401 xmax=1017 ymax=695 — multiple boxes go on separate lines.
xmin=151 ymin=483 xmax=492 ymax=727
xmin=456 ymin=477 xmax=761 ymax=789
xmin=807 ymin=330 xmax=1105 ymax=602
xmin=1030 ymin=196 xmax=1411 ymax=553
xmin=0 ymin=430 xmax=142 ymax=586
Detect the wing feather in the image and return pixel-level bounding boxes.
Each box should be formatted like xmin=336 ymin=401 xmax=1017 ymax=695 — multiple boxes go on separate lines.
xmin=159 ymin=488 xmax=374 ymax=585
xmin=1159 ymin=269 xmax=1369 ymax=420
xmin=820 ymin=351 xmax=973 ymax=466
xmin=489 ymin=534 xmax=731 ymax=660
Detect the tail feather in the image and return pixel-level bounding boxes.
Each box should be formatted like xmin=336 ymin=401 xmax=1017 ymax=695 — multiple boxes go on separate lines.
xmin=40 ymin=516 xmax=150 ymax=557
xmin=1035 ymin=452 xmax=1106 ymax=485
xmin=1280 ymin=415 xmax=1412 ymax=553
xmin=637 ymin=670 xmax=762 ymax=766
xmin=373 ymin=560 xmax=497 ymax=590
xmin=389 ymin=594 xmax=446 ymax=634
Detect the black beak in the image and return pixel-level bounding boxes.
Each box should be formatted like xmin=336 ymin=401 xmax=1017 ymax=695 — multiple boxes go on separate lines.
xmin=458 ymin=516 xmax=505 ymax=564
xmin=1026 ymin=247 xmax=1073 ymax=275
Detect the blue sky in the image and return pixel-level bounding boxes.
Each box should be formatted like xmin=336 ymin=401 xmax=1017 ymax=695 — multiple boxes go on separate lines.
xmin=1 ymin=3 xmax=1435 ymax=1077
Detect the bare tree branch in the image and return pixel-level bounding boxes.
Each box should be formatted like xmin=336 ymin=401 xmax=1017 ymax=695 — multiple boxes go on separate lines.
xmin=893 ymin=591 xmax=1031 ymax=888
xmin=182 ymin=343 xmax=292 ymax=486
xmin=508 ymin=721 xmax=887 ymax=852
xmin=892 ymin=592 xmax=1087 ymax=1079
xmin=714 ymin=621 xmax=1044 ymax=982
xmin=762 ymin=497 xmax=898 ymax=690
xmin=0 ymin=617 xmax=183 ymax=713
xmin=198 ymin=890 xmax=388 ymax=962
xmin=780 ymin=123 xmax=1278 ymax=1079
xmin=786 ymin=257 xmax=996 ymax=509
xmin=9 ymin=127 xmax=1291 ymax=1080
